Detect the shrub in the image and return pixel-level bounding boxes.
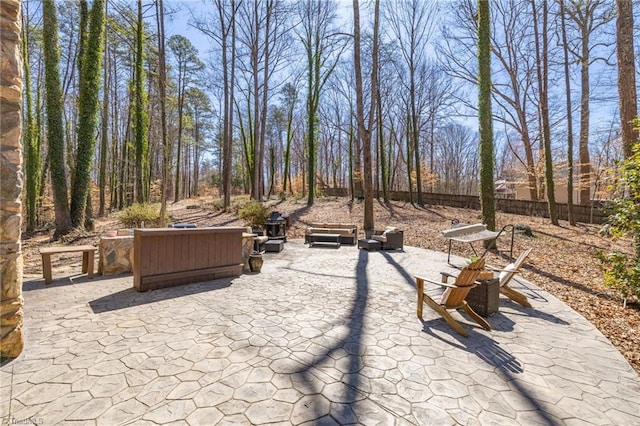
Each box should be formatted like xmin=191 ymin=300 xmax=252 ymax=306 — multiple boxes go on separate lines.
xmin=238 ymin=200 xmax=269 ymax=228
xmin=118 ymin=203 xmax=169 ymax=228
xmin=210 ymin=198 xmax=225 ymax=212
xmin=599 ymin=123 xmax=640 ymax=306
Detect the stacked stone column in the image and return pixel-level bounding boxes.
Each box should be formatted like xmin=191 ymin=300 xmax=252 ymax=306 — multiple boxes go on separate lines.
xmin=0 ymin=0 xmax=24 ymax=358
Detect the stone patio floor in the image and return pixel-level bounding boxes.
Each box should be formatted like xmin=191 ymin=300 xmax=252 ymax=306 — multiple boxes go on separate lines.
xmin=1 ymin=240 xmax=639 ymax=425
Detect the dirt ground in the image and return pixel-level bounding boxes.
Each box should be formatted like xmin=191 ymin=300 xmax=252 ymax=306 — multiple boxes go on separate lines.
xmin=20 ymin=196 xmax=640 ymax=374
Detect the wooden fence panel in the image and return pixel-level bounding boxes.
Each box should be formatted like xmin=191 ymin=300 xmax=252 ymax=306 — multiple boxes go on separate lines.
xmin=324 ymin=188 xmax=607 ymax=224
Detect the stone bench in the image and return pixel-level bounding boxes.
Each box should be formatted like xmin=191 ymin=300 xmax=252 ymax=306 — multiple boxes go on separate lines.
xmin=39 ymin=245 xmax=97 ymax=284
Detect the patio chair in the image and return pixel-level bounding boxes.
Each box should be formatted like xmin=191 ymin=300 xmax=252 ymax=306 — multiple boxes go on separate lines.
xmin=416 ymin=258 xmax=491 ymax=337
xmin=371 ymin=226 xmax=404 ymax=250
xmin=492 ymin=248 xmax=533 ymax=308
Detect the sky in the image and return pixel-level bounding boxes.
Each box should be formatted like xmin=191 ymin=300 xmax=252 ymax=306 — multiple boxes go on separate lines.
xmin=159 ymin=0 xmax=630 ymax=159
xmin=163 ymin=0 xmax=355 ymax=60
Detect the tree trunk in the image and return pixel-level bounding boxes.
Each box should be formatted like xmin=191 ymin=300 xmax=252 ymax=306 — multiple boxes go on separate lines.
xmin=412 ymin=92 xmax=422 ymax=206
xmin=0 ymin=0 xmax=25 ymax=358
xmin=348 ymin=119 xmax=354 ymax=199
xmin=99 ymin=17 xmax=109 ymax=216
xmin=283 ymin=89 xmax=295 ymax=194
xmin=258 ymin=1 xmax=273 ymax=201
xmin=560 ymin=0 xmax=576 ymax=225
xmin=218 ymin=0 xmax=236 ymax=208
xmin=406 ymin=116 xmax=414 ymax=204
xmin=157 ymin=0 xmax=169 ymax=225
xmin=616 ymin=0 xmax=638 ymax=158
xmin=22 ymin=8 xmax=39 ymax=232
xmin=352 ymin=0 xmax=378 ymax=234
xmin=377 ymin=86 xmax=388 ymax=202
xmin=43 ymin=0 xmax=72 ymax=237
xmin=71 ymin=0 xmax=105 ymax=228
xmin=578 ymin=32 xmax=591 ymax=205
xmin=478 ymin=0 xmax=496 ymax=235
xmin=174 ymin=68 xmax=185 ymax=203
xmin=532 ymin=0 xmax=558 ymax=225
xmin=134 ymin=0 xmax=148 ymax=204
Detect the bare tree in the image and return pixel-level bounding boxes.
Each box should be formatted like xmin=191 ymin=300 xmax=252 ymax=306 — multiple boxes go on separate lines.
xmin=297 ymin=0 xmax=346 ymax=206
xmin=435 ymin=124 xmax=479 ymax=194
xmin=565 ymin=0 xmax=615 ymax=205
xmin=560 ymin=0 xmax=577 ymax=225
xmin=192 ymin=0 xmax=241 ymax=208
xmin=384 ymin=0 xmax=437 ymax=206
xmin=353 ymin=0 xmax=380 ymax=234
xmin=440 ymin=0 xmax=542 ymax=201
xmin=532 ymin=0 xmax=558 ymax=224
xmin=168 ymin=35 xmax=203 ymax=203
xmin=234 ymin=0 xmax=289 ymax=200
xmin=616 ymin=0 xmax=638 ymax=157
xmin=157 ymin=0 xmax=169 ymax=225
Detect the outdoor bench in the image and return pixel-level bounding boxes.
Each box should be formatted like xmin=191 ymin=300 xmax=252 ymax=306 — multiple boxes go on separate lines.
xmin=304 ymin=223 xmax=358 ymax=245
xmin=39 ymin=245 xmax=97 ymax=284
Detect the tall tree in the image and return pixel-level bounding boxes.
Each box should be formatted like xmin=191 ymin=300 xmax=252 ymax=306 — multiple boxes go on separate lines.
xmin=560 ymin=0 xmax=576 ymax=225
xmin=440 ymin=0 xmax=541 ymax=201
xmin=566 ymin=0 xmax=614 ymax=205
xmin=134 ymin=0 xmax=149 ymax=203
xmin=531 ymin=0 xmax=558 ymax=224
xmin=615 ymin=0 xmax=638 ymax=158
xmin=298 ymin=0 xmax=345 ymax=206
xmin=70 ymin=0 xmax=105 ymax=228
xmin=385 ymin=0 xmax=437 ymax=206
xmin=98 ymin=5 xmax=109 ymax=216
xmin=478 ymin=0 xmax=496 ymax=233
xmin=186 ymin=87 xmax=213 ymax=196
xmin=213 ymin=0 xmax=239 ymax=208
xmin=233 ymin=0 xmax=288 ymax=201
xmin=281 ymin=82 xmax=298 ymax=194
xmin=157 ymin=0 xmax=169 ymax=225
xmin=353 ymin=0 xmax=380 ymax=234
xmin=22 ymin=7 xmax=40 ymax=232
xmin=192 ymin=0 xmax=240 ymax=207
xmin=43 ymin=0 xmax=72 ymax=237
xmin=168 ymin=35 xmax=203 ymax=203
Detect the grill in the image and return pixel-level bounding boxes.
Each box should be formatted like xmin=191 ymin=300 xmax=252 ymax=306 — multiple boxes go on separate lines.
xmin=264 ymin=212 xmax=287 ymax=241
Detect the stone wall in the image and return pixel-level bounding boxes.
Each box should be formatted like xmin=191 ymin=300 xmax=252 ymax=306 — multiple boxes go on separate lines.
xmin=99 ymin=236 xmax=134 ymax=275
xmin=0 ymin=0 xmax=24 ymax=358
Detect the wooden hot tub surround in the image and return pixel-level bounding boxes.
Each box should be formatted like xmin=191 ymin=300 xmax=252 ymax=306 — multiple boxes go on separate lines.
xmin=133 ymin=227 xmax=245 ymax=292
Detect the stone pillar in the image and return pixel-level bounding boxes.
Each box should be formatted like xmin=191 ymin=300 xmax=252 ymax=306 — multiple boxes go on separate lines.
xmin=0 ymin=0 xmax=24 ymax=359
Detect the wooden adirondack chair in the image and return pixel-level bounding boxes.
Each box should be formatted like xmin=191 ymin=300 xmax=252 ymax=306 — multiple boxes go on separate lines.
xmin=416 ymin=258 xmax=491 ymax=337
xmin=493 ymin=248 xmax=533 ymax=308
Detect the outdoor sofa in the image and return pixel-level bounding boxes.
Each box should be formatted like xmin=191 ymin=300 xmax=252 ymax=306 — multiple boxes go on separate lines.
xmin=304 ymin=223 xmax=358 ymax=245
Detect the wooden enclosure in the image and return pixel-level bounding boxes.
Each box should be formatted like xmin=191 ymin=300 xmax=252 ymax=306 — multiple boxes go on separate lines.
xmin=133 ymin=227 xmax=245 ymax=292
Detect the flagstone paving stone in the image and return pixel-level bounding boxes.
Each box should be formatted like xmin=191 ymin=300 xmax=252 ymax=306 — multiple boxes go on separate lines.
xmin=2 ymin=240 xmax=639 ymax=425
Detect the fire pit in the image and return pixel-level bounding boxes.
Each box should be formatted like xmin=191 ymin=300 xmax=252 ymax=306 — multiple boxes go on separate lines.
xmin=264 ymin=212 xmax=287 ymax=241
